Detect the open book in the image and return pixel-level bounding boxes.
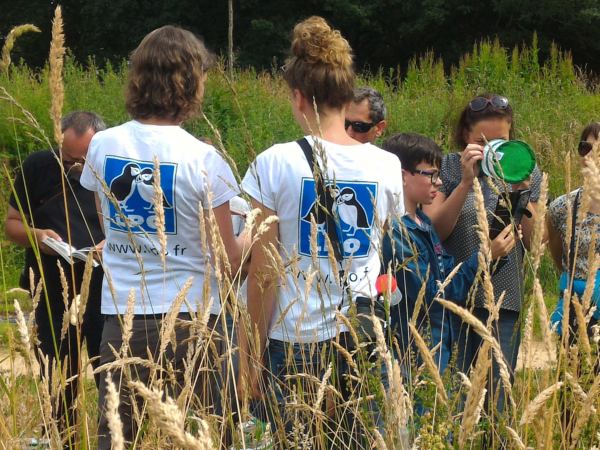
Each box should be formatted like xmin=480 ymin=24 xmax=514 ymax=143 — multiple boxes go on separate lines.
xmin=42 ymin=237 xmax=100 ymax=268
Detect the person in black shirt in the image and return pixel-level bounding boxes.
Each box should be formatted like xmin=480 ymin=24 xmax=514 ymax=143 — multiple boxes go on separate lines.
xmin=5 ymin=111 xmax=106 ymax=445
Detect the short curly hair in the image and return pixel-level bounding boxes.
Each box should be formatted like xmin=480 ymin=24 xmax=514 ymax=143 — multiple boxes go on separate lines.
xmin=126 ymin=25 xmax=215 ymax=123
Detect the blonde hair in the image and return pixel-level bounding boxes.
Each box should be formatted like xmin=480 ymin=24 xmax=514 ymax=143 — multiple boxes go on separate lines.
xmin=283 ymin=16 xmax=354 ymax=110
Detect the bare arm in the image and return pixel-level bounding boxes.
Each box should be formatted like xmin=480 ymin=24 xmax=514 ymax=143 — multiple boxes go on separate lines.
xmin=546 ymin=214 xmax=564 ymax=271
xmin=237 ymin=199 xmax=279 ymax=400
xmin=4 ymin=205 xmax=61 ymax=255
xmin=422 ymin=145 xmax=482 ymax=241
xmin=205 ymin=201 xmax=243 ymax=279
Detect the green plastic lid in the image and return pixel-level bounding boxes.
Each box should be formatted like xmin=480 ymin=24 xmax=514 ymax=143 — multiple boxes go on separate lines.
xmin=479 ymin=139 xmax=536 ymax=183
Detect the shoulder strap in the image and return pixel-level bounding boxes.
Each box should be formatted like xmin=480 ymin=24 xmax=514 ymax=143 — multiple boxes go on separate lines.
xmin=297 ymin=137 xmax=344 ymax=263
xmin=568 ymin=190 xmax=581 ymax=273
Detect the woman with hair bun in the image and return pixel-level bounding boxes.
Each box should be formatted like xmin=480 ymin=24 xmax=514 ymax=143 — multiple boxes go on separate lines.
xmin=238 ymin=16 xmax=404 ymax=447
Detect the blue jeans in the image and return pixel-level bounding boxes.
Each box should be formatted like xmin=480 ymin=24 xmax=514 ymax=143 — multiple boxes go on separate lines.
xmin=451 ymin=306 xmax=521 ymax=414
xmin=265 ymin=336 xmax=387 ymax=449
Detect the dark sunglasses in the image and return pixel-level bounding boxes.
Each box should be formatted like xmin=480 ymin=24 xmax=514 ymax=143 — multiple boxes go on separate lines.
xmin=469 ymin=96 xmax=509 ymax=112
xmin=578 ymin=141 xmax=594 ymax=157
xmin=412 ymin=169 xmax=440 ymax=184
xmin=345 ymin=119 xmax=379 ymax=134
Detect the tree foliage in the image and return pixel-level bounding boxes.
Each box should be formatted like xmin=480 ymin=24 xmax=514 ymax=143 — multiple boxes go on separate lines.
xmin=1 ymin=0 xmax=600 ymax=73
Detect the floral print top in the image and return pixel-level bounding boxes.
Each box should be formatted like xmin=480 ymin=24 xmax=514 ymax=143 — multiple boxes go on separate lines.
xmin=549 ymin=188 xmax=600 ymax=281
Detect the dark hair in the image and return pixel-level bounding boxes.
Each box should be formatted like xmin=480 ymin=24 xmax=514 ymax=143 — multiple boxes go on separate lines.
xmin=61 ymin=111 xmax=106 ymax=135
xmin=454 ymin=93 xmax=515 ymax=149
xmin=126 ymin=25 xmax=215 ymax=123
xmin=581 ymin=122 xmax=600 ymax=142
xmin=382 ymin=132 xmax=443 ymax=173
xmin=353 ymin=86 xmax=386 ymax=123
xmin=283 ymin=16 xmax=354 ymax=111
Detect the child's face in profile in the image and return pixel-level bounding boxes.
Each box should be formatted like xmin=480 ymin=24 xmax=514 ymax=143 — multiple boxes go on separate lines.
xmin=403 ymin=161 xmax=443 ymax=207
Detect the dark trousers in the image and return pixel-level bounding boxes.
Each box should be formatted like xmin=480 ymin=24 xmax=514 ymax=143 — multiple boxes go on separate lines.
xmin=35 ymin=266 xmax=104 ymax=441
xmin=96 ymin=313 xmax=224 ymax=450
xmin=452 ymin=307 xmax=521 ymax=414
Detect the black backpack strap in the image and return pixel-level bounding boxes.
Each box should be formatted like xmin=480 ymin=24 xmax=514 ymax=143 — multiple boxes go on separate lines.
xmin=568 ymin=189 xmax=581 ymax=274
xmin=297 ymin=138 xmax=344 ymax=263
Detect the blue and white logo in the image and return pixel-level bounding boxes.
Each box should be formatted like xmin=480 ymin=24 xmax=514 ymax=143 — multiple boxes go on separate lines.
xmin=298 ymin=179 xmax=377 ymax=258
xmin=105 ymin=156 xmax=177 ymax=234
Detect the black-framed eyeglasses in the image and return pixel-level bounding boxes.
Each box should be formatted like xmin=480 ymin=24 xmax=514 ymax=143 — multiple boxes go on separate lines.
xmin=412 ymin=169 xmax=440 ymax=184
xmin=469 ymin=96 xmax=509 ymax=112
xmin=345 ymin=119 xmax=379 ymax=134
xmin=578 ymin=141 xmax=594 ymax=157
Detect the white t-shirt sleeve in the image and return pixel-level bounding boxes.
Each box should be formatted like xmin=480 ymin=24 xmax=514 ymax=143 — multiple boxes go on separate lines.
xmin=80 ymin=135 xmax=102 ymax=192
xmin=202 ymin=148 xmax=239 ymax=209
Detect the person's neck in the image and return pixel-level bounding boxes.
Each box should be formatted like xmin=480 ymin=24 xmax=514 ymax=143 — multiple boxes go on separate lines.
xmin=300 ymin=108 xmax=359 ymax=146
xmin=405 ymin=201 xmax=419 ymax=221
xmin=136 ymin=117 xmax=181 ymax=126
xmin=589 ymin=197 xmax=600 ymax=215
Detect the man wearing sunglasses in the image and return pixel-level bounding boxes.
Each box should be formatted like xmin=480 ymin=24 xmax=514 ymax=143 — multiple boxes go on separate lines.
xmin=5 ymin=111 xmax=106 ymax=442
xmin=345 ymin=86 xmax=387 ymax=144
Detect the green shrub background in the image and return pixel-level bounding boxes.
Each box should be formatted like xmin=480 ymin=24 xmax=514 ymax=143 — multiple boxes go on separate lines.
xmin=1 ymin=36 xmax=599 ymax=300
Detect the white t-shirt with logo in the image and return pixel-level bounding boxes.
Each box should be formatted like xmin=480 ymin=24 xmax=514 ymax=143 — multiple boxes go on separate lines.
xmin=241 ymin=136 xmax=404 ymax=343
xmin=81 ymin=120 xmax=238 ymax=316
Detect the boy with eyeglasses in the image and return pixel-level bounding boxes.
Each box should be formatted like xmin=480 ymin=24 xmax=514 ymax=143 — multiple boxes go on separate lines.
xmin=381 ymin=132 xmax=517 ymax=376
xmin=345 ymin=86 xmax=387 ymax=144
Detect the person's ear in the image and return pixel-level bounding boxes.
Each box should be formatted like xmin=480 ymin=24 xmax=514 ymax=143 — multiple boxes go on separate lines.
xmin=293 ymin=89 xmax=307 ymax=110
xmin=462 ymin=128 xmax=470 ymax=147
xmin=375 ymin=120 xmax=386 ymax=138
xmin=401 ymin=169 xmax=408 ymax=186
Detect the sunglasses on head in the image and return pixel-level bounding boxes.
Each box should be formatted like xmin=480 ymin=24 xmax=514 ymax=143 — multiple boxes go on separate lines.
xmin=345 ymin=119 xmax=379 ymax=134
xmin=578 ymin=141 xmax=594 ymax=157
xmin=469 ymin=96 xmax=509 ymax=112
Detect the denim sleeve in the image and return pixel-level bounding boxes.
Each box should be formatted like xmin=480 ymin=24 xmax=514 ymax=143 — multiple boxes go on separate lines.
xmin=383 ymin=226 xmax=438 ymax=305
xmin=441 ymin=251 xmax=509 ymax=301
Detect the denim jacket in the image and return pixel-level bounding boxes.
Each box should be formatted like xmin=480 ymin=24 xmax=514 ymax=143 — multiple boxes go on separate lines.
xmin=383 ymin=209 xmax=503 ymax=373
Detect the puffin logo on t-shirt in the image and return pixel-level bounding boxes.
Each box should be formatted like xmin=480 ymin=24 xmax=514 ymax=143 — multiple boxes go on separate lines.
xmin=298 ymin=179 xmax=377 ymax=258
xmin=104 ymin=156 xmax=177 ymax=234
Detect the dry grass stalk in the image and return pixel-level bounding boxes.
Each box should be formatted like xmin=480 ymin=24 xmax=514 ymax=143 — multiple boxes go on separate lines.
xmin=571 ymin=294 xmax=592 ymax=356
xmin=120 ymin=288 xmax=136 ymax=357
xmin=0 ymin=24 xmax=40 ymax=74
xmin=505 ymin=426 xmax=526 ymax=450
xmin=77 ymin=253 xmax=95 ymax=325
xmin=13 ymin=299 xmax=32 ymax=366
xmin=519 ymin=381 xmax=564 ymax=426
xmin=57 ymin=262 xmax=70 ymax=340
xmin=374 ymin=315 xmax=411 ymax=440
xmin=152 ymin=155 xmax=168 ymax=264
xmin=408 ymin=322 xmax=448 ymax=406
xmin=533 ymin=278 xmax=556 ymax=368
xmin=104 ymin=372 xmax=124 ymax=450
xmin=570 ymin=370 xmax=600 ymax=448
xmin=130 ymin=381 xmax=215 ymax=449
xmin=49 ymin=6 xmax=65 ymax=149
xmin=435 ymin=298 xmax=495 ymax=345
xmin=519 ymin=302 xmax=534 ymax=376
xmin=159 ymin=277 xmax=193 ymax=356
xmin=410 ymin=266 xmax=429 ymax=326
xmin=459 ymin=341 xmax=491 ymax=448
xmin=529 ymin=173 xmax=549 ymax=272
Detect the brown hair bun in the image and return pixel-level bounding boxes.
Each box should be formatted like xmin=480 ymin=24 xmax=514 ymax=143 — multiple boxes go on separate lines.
xmin=284 ymin=16 xmax=354 ymax=110
xmin=291 ymin=16 xmax=352 ymax=69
